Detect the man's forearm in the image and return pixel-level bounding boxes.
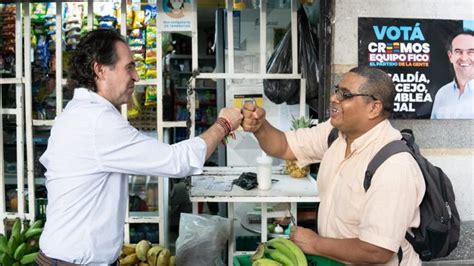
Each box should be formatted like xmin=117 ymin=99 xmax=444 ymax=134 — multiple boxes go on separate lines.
xmin=199 ymin=123 xmax=226 ymax=160
xmin=254 ymin=120 xmax=295 ymax=160
xmin=312 ymin=237 xmax=394 ymax=264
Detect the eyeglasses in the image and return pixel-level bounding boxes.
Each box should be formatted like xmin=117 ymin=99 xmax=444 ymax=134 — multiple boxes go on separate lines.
xmin=334 ymin=86 xmax=377 ymax=101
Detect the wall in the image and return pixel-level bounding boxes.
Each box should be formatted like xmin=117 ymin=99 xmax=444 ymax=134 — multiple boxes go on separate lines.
xmin=332 ymin=0 xmax=474 ymax=221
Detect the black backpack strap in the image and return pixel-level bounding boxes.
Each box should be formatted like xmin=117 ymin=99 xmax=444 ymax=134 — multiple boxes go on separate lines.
xmin=397 ymin=247 xmax=403 ymax=264
xmin=327 ymin=127 xmax=339 ymax=147
xmin=364 ymin=140 xmax=414 ymax=191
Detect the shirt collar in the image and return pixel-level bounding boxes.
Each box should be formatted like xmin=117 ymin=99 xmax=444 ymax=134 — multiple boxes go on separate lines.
xmin=348 ymin=120 xmax=393 ymax=153
xmin=452 ymin=79 xmax=474 ymax=92
xmin=73 ymin=88 xmax=117 ymax=110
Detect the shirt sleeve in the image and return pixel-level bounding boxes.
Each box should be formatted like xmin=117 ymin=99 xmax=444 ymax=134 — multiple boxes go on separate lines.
xmin=358 ymin=153 xmax=425 ymax=252
xmin=94 ymin=109 xmax=207 ymax=177
xmin=284 ymin=120 xmax=334 ymax=167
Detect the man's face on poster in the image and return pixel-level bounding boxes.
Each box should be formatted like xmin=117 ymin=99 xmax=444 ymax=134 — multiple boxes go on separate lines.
xmin=448 ymin=34 xmax=474 ymax=80
xmin=170 ymin=0 xmax=184 ymax=10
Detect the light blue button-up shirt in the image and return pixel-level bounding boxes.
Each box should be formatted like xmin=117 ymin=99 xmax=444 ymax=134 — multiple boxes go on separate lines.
xmin=431 ymin=79 xmax=474 ymax=119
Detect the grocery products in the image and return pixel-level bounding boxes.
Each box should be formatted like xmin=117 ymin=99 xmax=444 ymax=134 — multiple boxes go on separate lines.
xmin=118 ymin=240 xmax=175 ymax=266
xmin=0 ymin=218 xmax=43 ymax=265
xmin=285 ymin=116 xmax=313 ymax=178
xmin=251 ymin=238 xmax=308 ymax=266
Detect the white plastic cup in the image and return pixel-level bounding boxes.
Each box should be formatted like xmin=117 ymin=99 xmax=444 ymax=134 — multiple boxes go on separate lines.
xmin=256 ymin=154 xmax=272 ymax=190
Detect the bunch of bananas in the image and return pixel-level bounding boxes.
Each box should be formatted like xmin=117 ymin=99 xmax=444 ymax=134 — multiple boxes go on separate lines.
xmin=251 ymin=238 xmax=307 ymax=266
xmin=0 ymin=218 xmax=43 ymax=265
xmin=119 ymin=240 xmax=175 ymax=266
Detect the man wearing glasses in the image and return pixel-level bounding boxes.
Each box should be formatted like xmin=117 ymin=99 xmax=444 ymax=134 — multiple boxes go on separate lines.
xmin=241 ymin=66 xmax=425 ymax=265
xmin=431 ymin=30 xmax=474 ymax=119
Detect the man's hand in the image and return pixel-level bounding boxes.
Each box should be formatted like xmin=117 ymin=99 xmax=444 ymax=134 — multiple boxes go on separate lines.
xmin=289 ymin=225 xmax=319 ymax=255
xmin=218 ymin=107 xmax=243 ymax=131
xmin=241 ymin=102 xmax=266 ymax=133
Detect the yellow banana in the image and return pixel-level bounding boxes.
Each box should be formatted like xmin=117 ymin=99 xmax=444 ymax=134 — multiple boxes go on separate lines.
xmin=136 ymin=240 xmax=152 ymax=261
xmin=265 ymin=248 xmax=293 ymax=266
xmin=252 ymin=258 xmax=283 ymax=266
xmin=146 ymin=245 xmax=164 ymax=266
xmin=251 ymin=243 xmax=265 ymax=262
xmin=156 ymin=248 xmax=170 ymax=266
xmin=169 ymin=255 xmax=176 ymax=266
xmin=266 ymin=239 xmax=297 ymax=264
xmin=122 ymin=244 xmax=136 ymax=256
xmin=270 ymin=238 xmax=307 ymax=266
xmin=119 ymin=253 xmax=139 ymax=266
xmin=138 ymin=262 xmax=150 ymax=266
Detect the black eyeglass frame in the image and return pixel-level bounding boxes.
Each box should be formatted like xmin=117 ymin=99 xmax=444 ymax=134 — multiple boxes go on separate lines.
xmin=334 ymin=85 xmax=378 ymax=101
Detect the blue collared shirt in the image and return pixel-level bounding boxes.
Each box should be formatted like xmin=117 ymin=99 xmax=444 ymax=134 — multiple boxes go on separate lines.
xmin=431 ymin=79 xmax=474 ymax=119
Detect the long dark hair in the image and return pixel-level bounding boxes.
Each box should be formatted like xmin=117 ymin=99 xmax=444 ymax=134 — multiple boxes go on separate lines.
xmin=67 ymin=29 xmax=126 ymax=92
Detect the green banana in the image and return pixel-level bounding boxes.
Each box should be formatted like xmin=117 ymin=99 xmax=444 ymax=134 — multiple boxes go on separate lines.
xmin=28 ymin=220 xmax=43 ymax=230
xmin=266 ymin=239 xmax=297 ymax=264
xmin=11 ymin=219 xmax=22 ymax=241
xmin=0 ymin=234 xmax=7 ymax=253
xmin=13 ymin=242 xmax=27 ymax=261
xmin=25 ymin=228 xmax=43 ymax=240
xmin=265 ymin=247 xmax=294 ymax=266
xmin=20 ymin=251 xmax=39 ymax=265
xmin=252 ymin=258 xmax=283 ymax=266
xmin=23 ymin=220 xmax=43 ymax=239
xmin=7 ymin=235 xmax=20 ymax=257
xmin=270 ymin=238 xmax=307 ymax=266
xmin=0 ymin=253 xmax=14 ymax=266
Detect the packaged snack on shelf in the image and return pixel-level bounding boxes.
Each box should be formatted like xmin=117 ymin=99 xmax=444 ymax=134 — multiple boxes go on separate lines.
xmin=144 ymin=5 xmax=157 ymax=26
xmin=127 ymin=91 xmax=141 ymax=119
xmin=144 ymin=86 xmax=157 ymax=107
xmin=132 ymin=10 xmax=145 ymax=29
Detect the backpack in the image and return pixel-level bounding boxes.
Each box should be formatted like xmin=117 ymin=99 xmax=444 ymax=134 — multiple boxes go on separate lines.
xmin=328 ymin=128 xmax=460 ymax=261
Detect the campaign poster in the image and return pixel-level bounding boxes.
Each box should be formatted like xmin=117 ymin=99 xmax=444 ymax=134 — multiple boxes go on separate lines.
xmin=158 ymin=0 xmax=193 ymax=32
xmin=358 ymin=18 xmax=472 ymax=119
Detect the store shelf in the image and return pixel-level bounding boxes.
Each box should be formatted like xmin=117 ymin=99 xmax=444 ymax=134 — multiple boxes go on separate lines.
xmin=4 ymin=173 xmax=45 ymax=185
xmin=175 ymin=86 xmax=215 ymax=90
xmin=128 ymin=211 xmax=160 ymax=223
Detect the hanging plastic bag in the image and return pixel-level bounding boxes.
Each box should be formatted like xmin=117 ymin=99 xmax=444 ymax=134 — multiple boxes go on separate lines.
xmin=298 ymin=7 xmax=319 ymax=111
xmin=176 ymin=213 xmax=231 ymax=266
xmin=263 ymin=27 xmax=299 ymax=105
xmin=263 ymin=7 xmax=320 ymax=111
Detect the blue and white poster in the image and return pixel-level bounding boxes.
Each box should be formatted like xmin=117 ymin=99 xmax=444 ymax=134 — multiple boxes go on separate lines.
xmin=359 ymin=18 xmax=474 ymax=119
xmin=158 ymin=0 xmax=193 ymax=32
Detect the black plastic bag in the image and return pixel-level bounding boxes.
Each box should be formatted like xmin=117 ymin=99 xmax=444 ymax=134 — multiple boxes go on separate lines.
xmin=263 ymin=7 xmax=320 ymax=111
xmin=232 ymin=172 xmax=258 ymax=190
xmin=263 ymin=29 xmax=299 ymax=104
xmin=298 ymin=7 xmax=319 ymax=110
